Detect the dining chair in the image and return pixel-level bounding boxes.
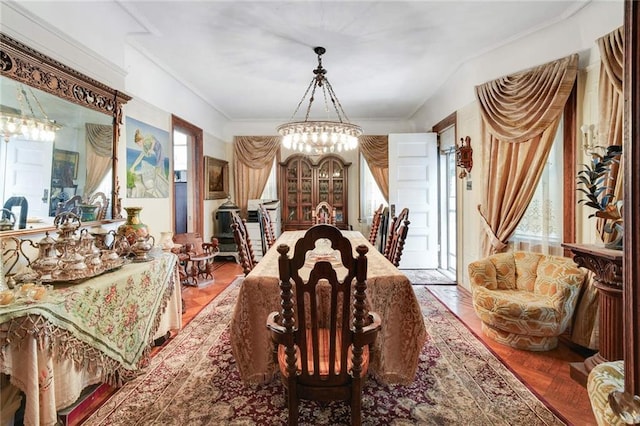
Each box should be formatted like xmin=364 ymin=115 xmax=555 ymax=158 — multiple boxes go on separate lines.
xmin=88 ymin=191 xmax=109 ymax=220
xmin=2 ymin=196 xmax=28 ymax=229
xmin=311 ymin=201 xmax=336 ymax=225
xmin=230 ymin=211 xmax=257 ymax=275
xmin=383 ymin=207 xmax=410 ymax=267
xmin=55 ymin=195 xmax=82 ymax=217
xmin=266 ymin=224 xmax=381 ymax=426
xmin=258 ymin=203 xmax=276 ymax=253
xmin=368 ymin=203 xmax=384 ymax=247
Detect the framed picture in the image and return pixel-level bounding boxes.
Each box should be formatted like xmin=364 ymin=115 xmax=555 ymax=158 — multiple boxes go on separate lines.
xmin=205 ymin=156 xmax=229 ymax=200
xmin=52 ymin=149 xmax=79 ymax=187
xmin=125 ymin=116 xmax=171 ymax=198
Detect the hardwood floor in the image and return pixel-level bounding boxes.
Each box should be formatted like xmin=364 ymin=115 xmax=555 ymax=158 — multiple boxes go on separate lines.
xmin=71 ymin=261 xmax=596 ymax=425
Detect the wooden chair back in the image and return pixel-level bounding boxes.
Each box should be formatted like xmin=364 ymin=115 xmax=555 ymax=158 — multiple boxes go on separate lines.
xmin=383 ymin=207 xmax=410 ymax=267
xmin=3 ymin=196 xmax=28 ymax=229
xmin=258 ymin=204 xmax=276 ymax=253
xmin=230 ymin=211 xmax=257 ymax=275
xmin=267 ymin=224 xmax=381 ymax=426
xmin=88 ymin=191 xmax=109 ymax=220
xmin=367 ymin=204 xmax=384 ymax=247
xmin=312 ymin=201 xmax=336 ymax=225
xmin=55 ymin=195 xmax=82 ymax=216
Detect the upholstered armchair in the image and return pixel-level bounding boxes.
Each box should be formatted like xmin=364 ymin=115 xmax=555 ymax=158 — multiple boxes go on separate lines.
xmin=587 ymin=361 xmax=626 ymax=426
xmin=468 ymin=251 xmax=585 ymax=351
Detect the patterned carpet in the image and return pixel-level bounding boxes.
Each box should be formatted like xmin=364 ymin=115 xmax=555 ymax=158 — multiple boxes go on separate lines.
xmin=84 ymin=278 xmax=566 ymax=425
xmin=401 ymin=268 xmax=457 ymax=285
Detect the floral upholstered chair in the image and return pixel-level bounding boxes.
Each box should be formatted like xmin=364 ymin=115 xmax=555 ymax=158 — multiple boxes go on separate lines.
xmin=468 ymin=251 xmax=585 ymax=351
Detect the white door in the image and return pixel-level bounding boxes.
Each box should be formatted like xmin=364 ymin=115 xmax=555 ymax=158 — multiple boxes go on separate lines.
xmin=2 ymin=138 xmax=53 ymax=219
xmin=388 ymin=133 xmax=438 ymax=268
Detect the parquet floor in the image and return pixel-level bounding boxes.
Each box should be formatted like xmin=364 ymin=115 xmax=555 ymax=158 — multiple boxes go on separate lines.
xmin=72 ymin=261 xmax=596 ymax=425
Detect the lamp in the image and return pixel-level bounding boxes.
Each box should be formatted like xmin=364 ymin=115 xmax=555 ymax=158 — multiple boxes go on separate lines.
xmin=580 ymin=124 xmax=603 ymax=156
xmin=0 ymin=83 xmax=61 ymax=143
xmin=277 ymin=46 xmax=362 ymax=154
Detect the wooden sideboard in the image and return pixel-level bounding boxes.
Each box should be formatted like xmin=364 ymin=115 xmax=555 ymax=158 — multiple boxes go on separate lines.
xmin=562 ymin=243 xmax=623 ymax=386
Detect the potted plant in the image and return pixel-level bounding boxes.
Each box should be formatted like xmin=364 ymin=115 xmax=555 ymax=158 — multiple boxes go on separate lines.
xmin=576 ymin=144 xmax=623 ymax=249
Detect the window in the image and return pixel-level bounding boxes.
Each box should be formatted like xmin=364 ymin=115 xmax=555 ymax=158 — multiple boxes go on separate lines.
xmin=512 ymin=119 xmax=564 ymax=255
xmin=173 ymin=131 xmax=188 ymax=171
xmin=359 ymin=154 xmax=386 ymax=224
xmin=260 ymin=158 xmax=278 ymax=200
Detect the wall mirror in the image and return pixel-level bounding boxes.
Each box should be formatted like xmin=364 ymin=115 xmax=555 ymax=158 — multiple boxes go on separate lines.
xmin=0 ymin=32 xmax=130 ymax=236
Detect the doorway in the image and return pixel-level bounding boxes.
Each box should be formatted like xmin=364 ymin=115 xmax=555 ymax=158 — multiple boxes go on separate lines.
xmin=171 ymin=115 xmax=203 ymax=237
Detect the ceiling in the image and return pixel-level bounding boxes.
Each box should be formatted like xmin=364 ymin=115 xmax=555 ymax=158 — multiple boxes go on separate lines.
xmin=18 ymin=1 xmax=590 ymax=123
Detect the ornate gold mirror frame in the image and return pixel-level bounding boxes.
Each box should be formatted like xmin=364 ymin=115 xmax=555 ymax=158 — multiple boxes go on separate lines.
xmin=0 ymin=32 xmax=131 ymax=236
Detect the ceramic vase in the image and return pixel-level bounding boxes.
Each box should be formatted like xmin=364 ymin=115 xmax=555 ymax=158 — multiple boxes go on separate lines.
xmin=160 ymin=231 xmax=174 ymax=251
xmin=117 ymin=207 xmax=149 ymax=245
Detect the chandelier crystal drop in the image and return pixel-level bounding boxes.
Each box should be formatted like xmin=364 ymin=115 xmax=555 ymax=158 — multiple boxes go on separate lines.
xmin=277 ymin=46 xmax=362 ymax=154
xmin=0 ymin=83 xmax=61 ymax=143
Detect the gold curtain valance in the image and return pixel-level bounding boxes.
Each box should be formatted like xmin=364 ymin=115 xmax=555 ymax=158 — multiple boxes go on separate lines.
xmin=598 ymin=26 xmax=624 ymax=94
xmin=475 ymin=54 xmax=578 ymax=143
xmin=359 ymin=135 xmax=388 ymax=168
xmin=233 ymin=136 xmax=280 ymax=168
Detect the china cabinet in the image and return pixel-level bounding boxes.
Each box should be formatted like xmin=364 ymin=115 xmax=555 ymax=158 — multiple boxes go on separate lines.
xmin=280 ymin=154 xmax=350 ymax=230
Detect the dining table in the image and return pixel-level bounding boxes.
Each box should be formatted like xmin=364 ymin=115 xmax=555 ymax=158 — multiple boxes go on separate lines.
xmin=0 ymin=252 xmax=182 ymax=426
xmin=230 ymin=230 xmax=427 ymax=386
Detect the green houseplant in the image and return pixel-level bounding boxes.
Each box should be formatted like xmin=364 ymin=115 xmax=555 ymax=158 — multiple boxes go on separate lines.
xmin=577 ymin=144 xmax=623 ymax=248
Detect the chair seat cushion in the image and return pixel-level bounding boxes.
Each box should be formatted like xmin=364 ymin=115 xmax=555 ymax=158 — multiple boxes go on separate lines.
xmin=473 ymin=288 xmax=561 ymax=335
xmin=277 ymin=328 xmax=370 ymax=378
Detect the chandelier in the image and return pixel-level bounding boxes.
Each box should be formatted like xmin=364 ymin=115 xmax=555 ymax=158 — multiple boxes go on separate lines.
xmin=0 ymin=83 xmax=61 ymax=143
xmin=277 ymin=46 xmax=362 ymax=154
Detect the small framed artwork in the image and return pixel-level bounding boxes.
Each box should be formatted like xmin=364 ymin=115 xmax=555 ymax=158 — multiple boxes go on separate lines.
xmin=204 ymin=156 xmax=229 ymax=200
xmin=52 ymin=149 xmax=79 ymax=187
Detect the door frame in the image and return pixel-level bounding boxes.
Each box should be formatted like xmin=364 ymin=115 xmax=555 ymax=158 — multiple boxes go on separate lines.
xmin=171 ymin=115 xmax=203 ymax=237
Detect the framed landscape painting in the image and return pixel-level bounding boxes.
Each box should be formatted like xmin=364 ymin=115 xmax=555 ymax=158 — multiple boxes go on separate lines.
xmin=204 ymin=156 xmax=229 ymax=200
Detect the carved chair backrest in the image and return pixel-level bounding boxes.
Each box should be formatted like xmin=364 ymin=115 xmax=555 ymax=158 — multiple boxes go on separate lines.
xmin=231 ymin=211 xmax=257 ymax=275
xmin=3 ymin=196 xmax=28 ymax=230
xmin=173 ymin=232 xmax=207 ymax=256
xmin=88 ymin=192 xmax=109 ymax=220
xmin=55 ymin=195 xmax=82 ymax=217
xmin=384 ymin=207 xmax=410 ymax=267
xmin=312 ymin=201 xmax=336 ymax=225
xmin=368 ymin=203 xmax=384 ymax=247
xmin=258 ymin=204 xmax=276 ymax=253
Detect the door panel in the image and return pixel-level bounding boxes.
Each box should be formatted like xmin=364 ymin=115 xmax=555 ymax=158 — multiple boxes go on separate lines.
xmin=3 ymin=139 xmax=53 ymax=219
xmin=388 ymin=133 xmax=438 ymax=268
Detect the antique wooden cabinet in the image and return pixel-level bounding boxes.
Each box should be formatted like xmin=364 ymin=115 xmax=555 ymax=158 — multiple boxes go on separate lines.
xmin=280 ymin=154 xmax=350 ymax=230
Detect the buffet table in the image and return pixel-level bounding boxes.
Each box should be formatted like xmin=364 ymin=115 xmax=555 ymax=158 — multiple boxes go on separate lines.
xmin=0 ymin=252 xmax=181 ymax=426
xmin=230 ymin=230 xmax=427 ymax=386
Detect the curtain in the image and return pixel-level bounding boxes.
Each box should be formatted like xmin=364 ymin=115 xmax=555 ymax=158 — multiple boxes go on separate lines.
xmin=596 ymin=26 xmax=624 ymax=243
xmin=359 ymin=135 xmax=389 ymax=202
xmin=233 ymin=136 xmax=280 ymax=216
xmin=84 ymin=123 xmax=113 ymax=199
xmin=476 ymin=54 xmax=578 ymax=256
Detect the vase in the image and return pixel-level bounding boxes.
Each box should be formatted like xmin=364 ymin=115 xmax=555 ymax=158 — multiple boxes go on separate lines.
xmin=79 ymin=204 xmax=98 ymax=222
xmin=117 ymin=207 xmax=149 ymax=245
xmin=159 ymin=231 xmax=174 ymax=251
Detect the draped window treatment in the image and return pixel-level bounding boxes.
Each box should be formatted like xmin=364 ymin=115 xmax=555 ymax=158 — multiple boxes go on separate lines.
xmin=233 ymin=136 xmax=280 ymax=216
xmin=476 ymin=54 xmax=578 ymax=256
xmin=84 ymin=123 xmax=113 ymax=199
xmin=359 ymin=135 xmax=389 ymax=202
xmin=596 ymin=26 xmax=624 ymax=243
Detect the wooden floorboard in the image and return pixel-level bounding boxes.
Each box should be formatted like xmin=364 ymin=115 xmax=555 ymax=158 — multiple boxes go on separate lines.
xmin=70 ymin=262 xmax=596 ymax=425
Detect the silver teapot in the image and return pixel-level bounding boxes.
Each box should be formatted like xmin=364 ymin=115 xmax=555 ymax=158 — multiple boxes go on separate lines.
xmin=25 ymin=232 xmax=60 ymax=279
xmin=131 ymin=235 xmax=155 ymax=262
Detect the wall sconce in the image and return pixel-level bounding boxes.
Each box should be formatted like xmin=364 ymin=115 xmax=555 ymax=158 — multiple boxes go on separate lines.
xmin=581 ymin=124 xmax=603 ymax=156
xmin=455 ymin=136 xmax=473 ymax=178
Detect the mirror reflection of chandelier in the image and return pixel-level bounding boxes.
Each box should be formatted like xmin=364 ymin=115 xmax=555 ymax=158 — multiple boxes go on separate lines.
xmin=277 ymin=47 xmax=362 ymax=154
xmin=0 ymin=83 xmax=62 ymax=143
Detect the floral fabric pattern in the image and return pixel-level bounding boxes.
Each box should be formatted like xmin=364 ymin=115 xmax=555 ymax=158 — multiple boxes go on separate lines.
xmin=468 ymin=251 xmax=585 ymax=351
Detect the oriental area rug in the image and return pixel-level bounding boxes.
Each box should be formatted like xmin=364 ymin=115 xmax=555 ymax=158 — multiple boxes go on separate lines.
xmin=84 ymin=278 xmax=566 ymax=425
